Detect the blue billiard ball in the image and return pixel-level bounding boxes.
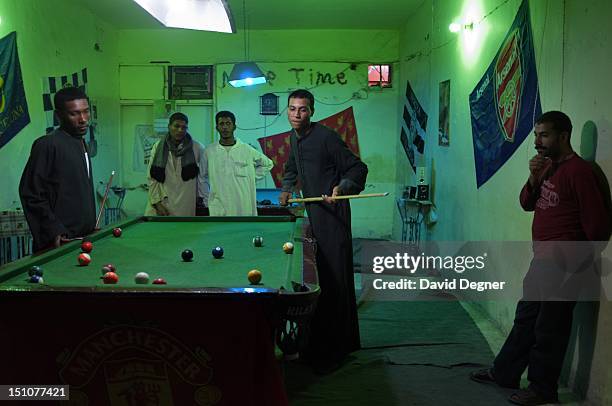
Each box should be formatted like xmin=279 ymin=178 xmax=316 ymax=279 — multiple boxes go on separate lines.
xmin=29 ymin=266 xmax=43 ymax=277
xmin=212 ymin=246 xmax=224 ymax=259
xmin=29 ymin=275 xmax=43 ymax=283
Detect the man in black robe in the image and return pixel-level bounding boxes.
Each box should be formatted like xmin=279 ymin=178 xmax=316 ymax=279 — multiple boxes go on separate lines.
xmin=280 ymin=89 xmax=368 ymax=373
xmin=19 ymin=86 xmax=96 ymax=252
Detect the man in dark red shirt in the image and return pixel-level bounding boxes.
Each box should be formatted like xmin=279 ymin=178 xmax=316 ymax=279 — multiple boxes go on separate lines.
xmin=471 ymin=111 xmax=610 ymax=405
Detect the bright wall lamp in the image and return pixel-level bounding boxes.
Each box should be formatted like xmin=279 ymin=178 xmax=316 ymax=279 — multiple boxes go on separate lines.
xmin=449 ymin=21 xmax=474 ymax=33
xmin=132 ymin=0 xmax=235 ymax=33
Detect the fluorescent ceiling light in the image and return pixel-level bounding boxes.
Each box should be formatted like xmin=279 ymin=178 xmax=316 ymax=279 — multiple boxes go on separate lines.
xmin=228 ymin=62 xmax=267 ymax=88
xmin=132 ymin=0 xmax=235 ymax=33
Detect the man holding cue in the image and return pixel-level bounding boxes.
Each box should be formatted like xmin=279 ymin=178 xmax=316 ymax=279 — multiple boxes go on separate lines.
xmin=19 ymin=87 xmax=96 ymax=253
xmin=279 ymin=89 xmax=368 ymax=374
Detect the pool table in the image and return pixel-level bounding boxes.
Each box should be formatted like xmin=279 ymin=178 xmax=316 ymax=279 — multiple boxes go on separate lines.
xmin=0 ymin=216 xmax=319 ymax=406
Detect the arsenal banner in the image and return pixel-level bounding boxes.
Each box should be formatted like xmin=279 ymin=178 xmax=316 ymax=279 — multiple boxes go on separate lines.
xmin=469 ymin=0 xmax=541 ymax=188
xmin=258 ymin=107 xmax=360 ymax=187
xmin=0 ymin=32 xmax=30 ymax=150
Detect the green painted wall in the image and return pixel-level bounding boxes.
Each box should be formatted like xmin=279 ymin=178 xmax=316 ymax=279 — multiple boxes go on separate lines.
xmin=215 ymin=62 xmax=398 ymax=238
xmin=118 ymin=29 xmax=399 ymax=65
xmin=396 ymin=0 xmax=612 ymax=402
xmin=0 ymin=0 xmax=120 ymax=212
xmin=117 ymin=29 xmax=400 ymax=238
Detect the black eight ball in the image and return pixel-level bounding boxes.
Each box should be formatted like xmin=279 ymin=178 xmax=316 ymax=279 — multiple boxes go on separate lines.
xmin=181 ymin=249 xmax=194 ymax=262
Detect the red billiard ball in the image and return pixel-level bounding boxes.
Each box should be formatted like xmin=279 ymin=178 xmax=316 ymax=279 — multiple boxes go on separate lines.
xmin=152 ymin=278 xmax=167 ymax=285
xmin=78 ymin=253 xmax=91 ymax=266
xmin=102 ymin=271 xmax=119 ymax=284
xmin=81 ymin=241 xmax=93 ymax=253
xmin=112 ymin=228 xmax=122 ymax=237
xmin=103 ymin=263 xmax=116 ymax=273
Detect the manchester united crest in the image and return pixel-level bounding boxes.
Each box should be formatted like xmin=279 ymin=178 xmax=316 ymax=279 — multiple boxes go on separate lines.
xmin=58 ymin=325 xmax=221 ymax=405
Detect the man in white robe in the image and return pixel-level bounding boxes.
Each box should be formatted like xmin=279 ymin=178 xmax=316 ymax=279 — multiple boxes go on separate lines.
xmin=203 ymin=111 xmax=273 ymax=216
xmin=145 ymin=113 xmax=207 ymax=216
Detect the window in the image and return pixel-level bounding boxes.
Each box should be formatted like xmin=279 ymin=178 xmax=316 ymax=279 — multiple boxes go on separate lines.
xmin=368 ymin=64 xmax=392 ymax=88
xmin=168 ymin=66 xmax=213 ymax=100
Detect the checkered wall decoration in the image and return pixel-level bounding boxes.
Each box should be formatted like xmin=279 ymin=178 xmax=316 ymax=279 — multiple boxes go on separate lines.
xmin=42 ymin=68 xmax=87 ymax=133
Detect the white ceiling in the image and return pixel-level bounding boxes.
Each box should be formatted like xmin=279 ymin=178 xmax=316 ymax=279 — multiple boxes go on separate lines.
xmin=79 ymin=0 xmax=425 ymax=30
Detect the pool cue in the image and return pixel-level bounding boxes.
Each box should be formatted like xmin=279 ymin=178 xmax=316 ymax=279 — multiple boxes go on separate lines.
xmin=95 ymin=171 xmax=115 ymax=230
xmin=288 ymin=192 xmax=389 ymax=204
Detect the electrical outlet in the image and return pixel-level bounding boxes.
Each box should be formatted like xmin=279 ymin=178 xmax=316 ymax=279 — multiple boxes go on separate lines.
xmin=416 ymin=166 xmax=427 ymax=185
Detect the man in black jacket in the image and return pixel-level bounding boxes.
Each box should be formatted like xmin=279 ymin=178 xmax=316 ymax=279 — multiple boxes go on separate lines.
xmin=19 ymin=86 xmax=96 ymax=252
xmin=280 ymin=89 xmax=368 ymax=373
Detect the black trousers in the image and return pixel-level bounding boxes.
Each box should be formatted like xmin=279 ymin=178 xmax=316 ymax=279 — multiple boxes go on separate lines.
xmin=492 ymin=300 xmax=576 ymax=397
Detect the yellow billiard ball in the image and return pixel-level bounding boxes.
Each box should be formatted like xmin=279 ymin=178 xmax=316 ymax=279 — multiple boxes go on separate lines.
xmin=248 ymin=269 xmax=262 ymax=285
xmin=282 ymin=242 xmax=294 ymax=254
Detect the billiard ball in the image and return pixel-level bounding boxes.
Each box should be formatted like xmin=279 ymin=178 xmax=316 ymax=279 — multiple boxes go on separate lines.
xmin=212 ymin=246 xmax=224 ymax=259
xmin=134 ymin=272 xmax=150 ymax=284
xmin=248 ymin=269 xmax=262 ymax=285
xmin=78 ymin=253 xmax=91 ymax=266
xmin=101 ymin=264 xmax=116 ymax=275
xmin=102 ymin=271 xmax=119 ymax=284
xmin=282 ymin=242 xmax=294 ymax=254
xmin=181 ymin=249 xmax=194 ymax=262
xmin=112 ymin=227 xmax=122 ymax=237
xmin=29 ymin=266 xmax=43 ymax=277
xmin=81 ymin=241 xmax=93 ymax=253
xmin=152 ymin=278 xmax=167 ymax=285
xmin=28 ymin=275 xmax=43 ymax=283
xmin=252 ymin=236 xmax=264 ymax=247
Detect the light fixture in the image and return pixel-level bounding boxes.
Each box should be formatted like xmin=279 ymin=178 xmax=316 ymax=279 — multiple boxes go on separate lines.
xmin=449 ymin=21 xmax=474 ymax=33
xmin=229 ymin=62 xmax=267 ymax=87
xmin=132 ymin=0 xmax=235 ymax=33
xmin=228 ymin=0 xmax=266 ymax=88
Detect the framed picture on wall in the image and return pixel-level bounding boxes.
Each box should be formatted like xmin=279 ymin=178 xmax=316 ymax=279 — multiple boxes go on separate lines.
xmin=260 ymin=93 xmax=279 ymax=115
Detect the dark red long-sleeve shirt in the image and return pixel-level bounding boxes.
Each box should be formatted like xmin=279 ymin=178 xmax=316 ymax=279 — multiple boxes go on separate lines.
xmin=519 ymin=154 xmax=610 ymax=241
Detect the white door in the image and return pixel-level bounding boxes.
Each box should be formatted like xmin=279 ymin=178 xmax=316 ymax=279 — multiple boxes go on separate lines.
xmin=119 ymin=104 xmax=154 ymax=217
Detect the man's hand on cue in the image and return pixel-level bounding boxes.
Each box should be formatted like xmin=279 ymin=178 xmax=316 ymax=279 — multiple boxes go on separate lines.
xmin=279 ymin=191 xmax=292 ymax=207
xmin=322 ymin=185 xmax=341 ymax=204
xmin=54 ymin=234 xmax=73 ymax=247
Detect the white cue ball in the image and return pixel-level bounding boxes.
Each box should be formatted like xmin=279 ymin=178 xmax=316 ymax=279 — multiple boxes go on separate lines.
xmin=134 ymin=272 xmax=150 ymax=284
